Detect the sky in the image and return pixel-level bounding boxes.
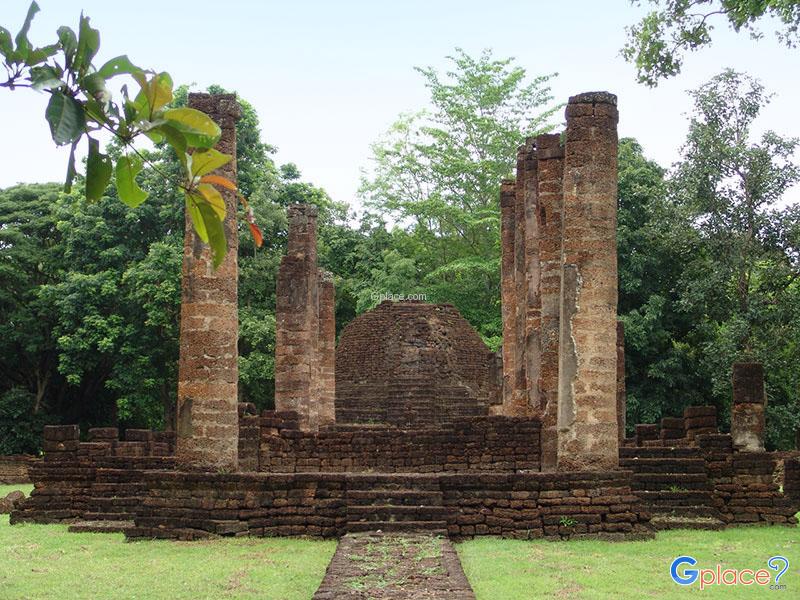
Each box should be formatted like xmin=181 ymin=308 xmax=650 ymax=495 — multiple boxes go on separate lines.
xmin=1 ymin=0 xmax=798 ymax=212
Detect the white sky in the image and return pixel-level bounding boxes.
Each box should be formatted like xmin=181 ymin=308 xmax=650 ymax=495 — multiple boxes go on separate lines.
xmin=1 ymin=0 xmax=798 ymax=211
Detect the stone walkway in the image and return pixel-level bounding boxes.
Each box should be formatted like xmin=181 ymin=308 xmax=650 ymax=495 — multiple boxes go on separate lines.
xmin=313 ymin=532 xmax=475 ymax=599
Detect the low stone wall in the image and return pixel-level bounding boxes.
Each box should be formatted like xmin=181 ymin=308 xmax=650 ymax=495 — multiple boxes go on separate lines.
xmin=694 ymin=434 xmax=799 ymax=525
xmin=10 ymin=425 xmax=175 ymax=524
xmin=0 ymin=455 xmax=38 ymax=484
xmin=125 ymin=470 xmax=651 ymax=541
xmin=254 ymin=412 xmax=541 ymax=473
xmin=621 ymin=428 xmax=800 ymax=528
xmin=623 ymin=405 xmax=719 ymax=447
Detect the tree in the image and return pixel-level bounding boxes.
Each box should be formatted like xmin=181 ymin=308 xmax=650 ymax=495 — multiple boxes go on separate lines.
xmin=623 ymin=0 xmax=800 ymax=85
xmin=616 ymin=138 xmax=709 ymax=428
xmin=359 ymin=48 xmax=559 ymax=343
xmin=1 ymin=2 xmax=262 ymax=267
xmin=671 ymin=70 xmax=800 ymax=448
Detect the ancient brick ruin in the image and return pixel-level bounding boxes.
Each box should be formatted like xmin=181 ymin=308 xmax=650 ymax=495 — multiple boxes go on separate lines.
xmin=11 ymin=91 xmax=799 ymax=543
xmin=175 ymin=93 xmax=241 ymax=471
xmin=274 ymin=204 xmax=336 ymax=432
xmin=335 ymin=301 xmax=500 ymax=427
xmin=500 ymin=92 xmax=622 ymax=473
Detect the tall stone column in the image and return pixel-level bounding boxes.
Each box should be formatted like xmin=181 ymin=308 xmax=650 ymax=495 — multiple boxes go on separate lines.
xmin=731 ymin=362 xmax=767 ymax=452
xmin=275 ymin=204 xmax=319 ymax=431
xmin=557 ymin=92 xmax=620 ymax=471
xmin=512 ymin=147 xmax=529 ymax=415
xmin=499 ymin=180 xmax=518 ymax=410
xmin=176 ymin=93 xmax=241 ymax=470
xmin=317 ymin=271 xmax=336 ymax=428
xmin=521 ymin=139 xmax=542 ymax=418
xmin=535 ymin=133 xmax=564 ymax=470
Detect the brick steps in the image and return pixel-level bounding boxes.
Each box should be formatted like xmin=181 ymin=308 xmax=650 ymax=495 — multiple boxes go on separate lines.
xmin=650 ymin=515 xmax=725 ymax=531
xmin=620 ymin=458 xmax=706 ymax=473
xmin=347 ymin=505 xmax=451 ymax=522
xmin=346 ymin=489 xmax=443 ymax=506
xmin=620 ymin=447 xmax=702 ymax=459
xmin=83 ymin=511 xmax=134 ymax=521
xmin=631 ymin=473 xmax=710 ymax=490
xmin=68 ymin=520 xmax=134 ymax=534
xmin=622 ymin=445 xmax=726 ymax=528
xmin=346 ymin=520 xmax=448 ymax=534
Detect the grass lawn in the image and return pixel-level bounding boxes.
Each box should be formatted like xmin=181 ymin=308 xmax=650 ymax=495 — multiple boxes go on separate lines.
xmin=1 ymin=515 xmax=336 ymax=600
xmin=1 ymin=484 xmax=33 ymax=498
xmin=458 ymin=526 xmax=799 ymax=599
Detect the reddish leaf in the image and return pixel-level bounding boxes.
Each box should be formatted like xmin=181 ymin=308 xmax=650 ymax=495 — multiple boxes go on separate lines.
xmin=249 ymin=222 xmax=264 ymax=247
xmin=199 ymin=174 xmax=237 ymax=191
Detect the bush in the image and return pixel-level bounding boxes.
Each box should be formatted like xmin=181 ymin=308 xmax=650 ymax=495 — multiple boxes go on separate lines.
xmin=0 ymin=387 xmax=49 ymax=454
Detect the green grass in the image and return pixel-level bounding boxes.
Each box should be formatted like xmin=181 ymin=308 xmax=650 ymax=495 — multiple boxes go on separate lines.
xmin=458 ymin=526 xmax=799 ymax=599
xmin=0 ymin=484 xmax=33 ymax=498
xmin=1 ymin=516 xmax=336 ymax=600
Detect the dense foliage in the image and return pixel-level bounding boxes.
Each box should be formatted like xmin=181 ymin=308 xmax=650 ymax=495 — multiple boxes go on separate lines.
xmin=0 ymin=50 xmax=798 ymax=452
xmin=623 ymin=0 xmax=800 ymax=86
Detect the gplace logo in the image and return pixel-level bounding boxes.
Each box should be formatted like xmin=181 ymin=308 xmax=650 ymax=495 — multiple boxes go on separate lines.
xmin=671 ymin=555 xmax=790 ymax=590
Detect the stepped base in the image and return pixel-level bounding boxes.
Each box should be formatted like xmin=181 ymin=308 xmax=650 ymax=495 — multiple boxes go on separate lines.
xmin=650 ymin=515 xmax=725 ymax=531
xmin=68 ymin=520 xmax=134 ymax=534
xmin=346 ymin=520 xmax=448 ymax=534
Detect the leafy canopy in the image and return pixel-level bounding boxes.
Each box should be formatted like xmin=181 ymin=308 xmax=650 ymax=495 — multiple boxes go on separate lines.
xmin=0 ymin=2 xmax=262 ymax=267
xmin=359 ymin=48 xmax=558 ymax=343
xmin=623 ymin=0 xmax=800 ymax=85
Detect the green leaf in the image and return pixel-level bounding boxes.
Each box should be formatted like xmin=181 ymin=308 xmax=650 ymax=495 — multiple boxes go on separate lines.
xmin=115 ymin=155 xmax=148 ymax=208
xmin=200 ymin=201 xmax=227 ymax=269
xmin=97 ymin=55 xmax=141 ymax=79
xmin=45 ymin=92 xmax=85 ymax=146
xmin=196 ymin=183 xmax=226 ymax=220
xmin=24 ymin=42 xmax=58 ymax=66
xmin=133 ymin=72 xmax=173 ymax=119
xmin=190 ymin=148 xmax=231 ymax=177
xmin=74 ymin=13 xmax=100 ymax=74
xmin=185 ymin=191 xmax=208 ymax=243
xmin=13 ymin=1 xmax=39 ymax=62
xmin=85 ymin=137 xmax=112 ymax=202
xmin=81 ymin=72 xmax=107 ymax=100
xmin=0 ymin=27 xmax=12 ymax=57
xmin=163 ymin=107 xmax=221 ymax=149
xmin=157 ymin=125 xmax=189 ymax=169
xmin=57 ymin=26 xmax=77 ymax=68
xmin=64 ymin=140 xmax=78 ymax=192
xmin=185 ymin=191 xmax=228 ymax=268
xmin=29 ymin=65 xmax=62 ymax=91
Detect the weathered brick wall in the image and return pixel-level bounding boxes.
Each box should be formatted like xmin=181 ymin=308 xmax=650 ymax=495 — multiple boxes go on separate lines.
xmin=124 ymin=470 xmax=651 ymax=541
xmin=11 ymin=425 xmax=175 ymax=524
xmin=621 ymin=427 xmax=800 ymax=527
xmin=0 ymin=455 xmax=38 ymax=484
xmin=442 ymin=471 xmax=650 ymax=540
xmin=176 ymin=93 xmax=241 ymax=470
xmin=695 ymin=435 xmax=799 ymax=525
xmin=256 ymin=412 xmax=541 ymax=473
xmin=335 ymin=301 xmax=495 ymax=427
